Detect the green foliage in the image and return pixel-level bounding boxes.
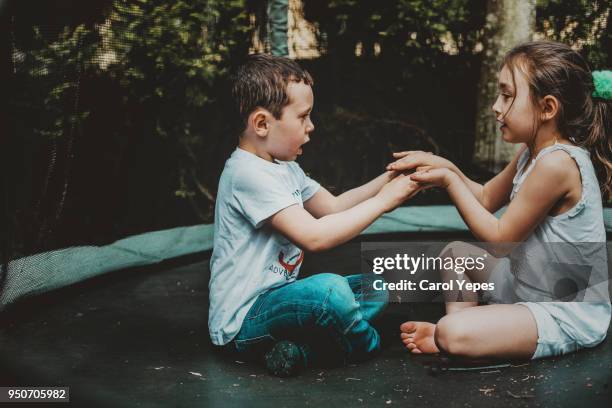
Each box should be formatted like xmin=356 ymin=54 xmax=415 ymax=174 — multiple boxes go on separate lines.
xmin=11 ymin=0 xmax=611 ymax=235
xmin=11 ymin=0 xmax=251 ymax=242
xmin=13 ymin=24 xmax=98 ymax=141
xmin=536 ymin=0 xmax=611 ymax=68
xmin=103 ymin=0 xmax=251 ymax=220
xmin=304 ymin=0 xmax=486 ymax=62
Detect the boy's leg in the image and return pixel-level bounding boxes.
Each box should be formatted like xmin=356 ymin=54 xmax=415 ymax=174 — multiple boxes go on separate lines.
xmin=233 ymin=273 xmax=386 ymax=367
xmin=345 ymin=274 xmax=388 ymax=322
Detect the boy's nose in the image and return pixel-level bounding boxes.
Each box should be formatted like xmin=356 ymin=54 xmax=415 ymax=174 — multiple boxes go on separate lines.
xmin=306 ymin=119 xmax=314 ymax=133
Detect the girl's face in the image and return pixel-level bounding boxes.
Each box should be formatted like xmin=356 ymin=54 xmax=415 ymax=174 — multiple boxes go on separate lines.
xmin=492 ymin=64 xmax=538 ymax=144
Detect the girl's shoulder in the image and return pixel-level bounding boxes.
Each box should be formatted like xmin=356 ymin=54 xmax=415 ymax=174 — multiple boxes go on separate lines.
xmin=513 ymin=146 xmax=583 ymax=202
xmin=530 ymin=149 xmax=580 ymax=183
xmin=526 ymin=143 xmax=589 ymax=177
xmin=516 ymin=144 xmax=578 ymax=182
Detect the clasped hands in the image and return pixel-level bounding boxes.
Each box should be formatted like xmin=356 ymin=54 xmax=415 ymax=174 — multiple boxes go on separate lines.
xmin=387 ymin=150 xmax=459 ymax=190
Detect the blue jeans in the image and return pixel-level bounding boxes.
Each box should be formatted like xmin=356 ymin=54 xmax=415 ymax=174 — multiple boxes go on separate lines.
xmin=233 ymin=273 xmax=388 ymax=367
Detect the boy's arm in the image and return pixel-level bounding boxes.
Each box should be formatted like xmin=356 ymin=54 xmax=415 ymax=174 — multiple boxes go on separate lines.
xmin=272 ymin=175 xmax=420 ymax=252
xmin=304 ymin=171 xmax=396 ymax=218
xmin=410 ymin=151 xmax=573 ymax=246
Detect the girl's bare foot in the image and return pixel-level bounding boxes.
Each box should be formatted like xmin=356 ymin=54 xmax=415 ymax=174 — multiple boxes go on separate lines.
xmin=399 ymin=321 xmax=440 ymax=354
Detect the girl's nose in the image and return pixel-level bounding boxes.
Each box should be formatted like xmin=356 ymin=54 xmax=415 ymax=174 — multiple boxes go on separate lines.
xmin=491 ymin=96 xmax=502 ymax=117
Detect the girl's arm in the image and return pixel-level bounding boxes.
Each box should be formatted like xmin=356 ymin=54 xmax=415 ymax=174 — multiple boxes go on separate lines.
xmin=478 ymin=145 xmax=527 ymax=212
xmin=388 ymin=146 xmax=527 ymax=212
xmin=410 ymin=150 xmax=576 ymax=245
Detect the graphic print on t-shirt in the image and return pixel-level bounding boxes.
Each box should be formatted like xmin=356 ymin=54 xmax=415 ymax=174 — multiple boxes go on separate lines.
xmin=266 ymin=247 xmax=304 ymax=281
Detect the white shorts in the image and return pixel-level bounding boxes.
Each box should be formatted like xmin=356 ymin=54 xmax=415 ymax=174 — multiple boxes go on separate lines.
xmin=484 ymin=259 xmax=610 ymax=359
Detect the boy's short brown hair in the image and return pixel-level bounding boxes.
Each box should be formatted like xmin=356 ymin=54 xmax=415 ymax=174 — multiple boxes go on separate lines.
xmin=231 ymin=54 xmax=313 ymax=130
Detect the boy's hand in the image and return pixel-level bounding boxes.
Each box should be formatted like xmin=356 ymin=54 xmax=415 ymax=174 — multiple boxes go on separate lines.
xmin=375 ymin=174 xmax=422 ymax=212
xmin=409 ymin=168 xmax=458 ymax=189
xmin=386 ymin=151 xmax=455 ymax=174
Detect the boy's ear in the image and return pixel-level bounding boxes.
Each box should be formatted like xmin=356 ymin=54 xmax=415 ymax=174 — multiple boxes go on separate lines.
xmin=540 ymin=95 xmax=560 ymax=122
xmin=250 ymin=108 xmax=271 ymax=138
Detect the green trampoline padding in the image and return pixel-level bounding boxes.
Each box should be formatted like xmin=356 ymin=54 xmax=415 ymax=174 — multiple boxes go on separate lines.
xmin=3 ymin=205 xmax=612 ymax=310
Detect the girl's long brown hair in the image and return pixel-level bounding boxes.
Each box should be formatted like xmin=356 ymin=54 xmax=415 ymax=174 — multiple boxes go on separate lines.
xmin=503 ymin=41 xmax=612 ymax=200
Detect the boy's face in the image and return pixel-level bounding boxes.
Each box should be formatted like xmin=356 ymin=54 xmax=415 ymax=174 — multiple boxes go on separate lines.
xmin=266 ymin=81 xmax=314 ymax=161
xmin=492 ymin=64 xmax=537 ymax=144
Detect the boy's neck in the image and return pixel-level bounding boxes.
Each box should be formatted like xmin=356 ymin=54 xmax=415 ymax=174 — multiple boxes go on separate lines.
xmin=238 ymin=137 xmax=275 ymax=162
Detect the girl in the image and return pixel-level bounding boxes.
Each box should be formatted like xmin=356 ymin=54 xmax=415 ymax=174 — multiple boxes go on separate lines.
xmin=388 ymin=41 xmax=611 ymax=360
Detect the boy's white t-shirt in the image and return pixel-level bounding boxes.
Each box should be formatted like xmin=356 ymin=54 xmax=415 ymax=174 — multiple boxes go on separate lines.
xmin=209 ymin=148 xmax=320 ymax=345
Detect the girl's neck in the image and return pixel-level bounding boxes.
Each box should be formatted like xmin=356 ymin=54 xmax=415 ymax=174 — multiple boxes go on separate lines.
xmin=527 ymin=128 xmax=571 ymax=161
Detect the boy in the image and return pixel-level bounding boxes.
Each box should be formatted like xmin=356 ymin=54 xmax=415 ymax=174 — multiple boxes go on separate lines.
xmin=209 ymin=54 xmax=420 ymax=376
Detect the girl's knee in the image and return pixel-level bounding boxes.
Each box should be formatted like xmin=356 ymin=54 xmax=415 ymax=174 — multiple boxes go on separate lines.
xmin=435 ymin=315 xmax=473 ymax=356
xmin=440 ymin=240 xmax=479 ymax=259
xmin=440 ymin=241 xmax=462 ymax=257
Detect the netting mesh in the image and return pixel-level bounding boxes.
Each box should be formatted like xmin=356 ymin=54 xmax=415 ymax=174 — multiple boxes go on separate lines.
xmin=3 ymin=0 xmax=229 ymax=307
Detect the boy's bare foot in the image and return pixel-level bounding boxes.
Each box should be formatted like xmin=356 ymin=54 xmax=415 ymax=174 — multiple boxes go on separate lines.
xmin=399 ymin=321 xmax=440 ymax=354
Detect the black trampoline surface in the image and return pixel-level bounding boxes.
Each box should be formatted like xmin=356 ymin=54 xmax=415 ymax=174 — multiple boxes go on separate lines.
xmin=1 ymin=233 xmax=611 ymax=408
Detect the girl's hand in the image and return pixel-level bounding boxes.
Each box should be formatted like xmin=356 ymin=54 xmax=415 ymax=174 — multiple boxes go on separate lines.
xmin=376 ymin=174 xmax=422 ymax=212
xmin=386 ymin=151 xmax=455 ymax=173
xmin=410 ymin=167 xmax=457 ymax=189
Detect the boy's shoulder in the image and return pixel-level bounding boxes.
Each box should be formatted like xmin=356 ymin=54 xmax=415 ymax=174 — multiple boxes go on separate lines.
xmin=224 ymin=150 xmax=304 ymax=179
xmin=219 ymin=150 xmax=302 ymax=196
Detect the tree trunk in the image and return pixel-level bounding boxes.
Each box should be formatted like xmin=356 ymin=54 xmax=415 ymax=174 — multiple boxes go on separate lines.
xmin=267 ymin=0 xmax=289 ymax=56
xmin=473 ymin=0 xmax=535 ymax=172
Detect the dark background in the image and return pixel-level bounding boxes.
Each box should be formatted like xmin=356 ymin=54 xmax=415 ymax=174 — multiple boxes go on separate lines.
xmin=3 ymin=0 xmax=611 ymax=256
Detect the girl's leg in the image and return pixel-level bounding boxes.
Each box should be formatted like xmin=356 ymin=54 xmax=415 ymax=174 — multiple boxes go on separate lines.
xmin=400 ymin=241 xmax=502 ymax=348
xmin=437 ymin=241 xmax=501 ymax=314
xmin=401 ymin=304 xmax=538 ymax=359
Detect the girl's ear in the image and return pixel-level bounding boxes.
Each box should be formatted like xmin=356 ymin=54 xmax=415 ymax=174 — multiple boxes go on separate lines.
xmin=250 ymin=108 xmax=270 ymax=138
xmin=540 ymin=95 xmax=560 ymax=122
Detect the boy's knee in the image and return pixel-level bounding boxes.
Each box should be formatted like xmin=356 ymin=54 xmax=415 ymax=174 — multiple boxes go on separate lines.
xmin=310 ymin=274 xmax=359 ymax=317
xmin=301 ymin=274 xmax=353 ymax=306
xmin=359 ymin=274 xmax=389 ymax=298
xmin=435 ymin=315 xmax=472 ymax=356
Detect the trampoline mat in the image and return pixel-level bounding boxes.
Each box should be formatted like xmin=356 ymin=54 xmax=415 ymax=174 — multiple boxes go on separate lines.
xmin=1 ymin=235 xmax=611 ymax=407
